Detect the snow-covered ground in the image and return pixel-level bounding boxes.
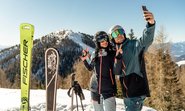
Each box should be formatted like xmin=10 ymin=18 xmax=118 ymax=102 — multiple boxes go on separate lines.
xmin=176 ymin=60 xmax=185 ymax=66
xmin=0 ymin=88 xmax=156 ymax=111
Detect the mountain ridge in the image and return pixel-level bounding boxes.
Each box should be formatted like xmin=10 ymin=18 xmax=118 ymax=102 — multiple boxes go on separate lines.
xmin=0 ymin=29 xmax=185 ymax=86
xmin=0 ymin=29 xmax=95 ymax=85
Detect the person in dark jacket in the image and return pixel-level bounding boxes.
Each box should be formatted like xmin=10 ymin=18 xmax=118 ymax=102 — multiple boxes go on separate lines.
xmin=81 ymin=31 xmax=117 ymax=111
xmin=109 ymin=8 xmax=155 ymax=111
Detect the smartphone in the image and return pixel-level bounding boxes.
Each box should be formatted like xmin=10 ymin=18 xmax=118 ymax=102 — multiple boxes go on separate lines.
xmin=142 ymin=6 xmax=148 ymax=11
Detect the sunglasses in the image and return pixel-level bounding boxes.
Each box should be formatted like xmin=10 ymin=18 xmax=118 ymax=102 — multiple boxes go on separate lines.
xmin=111 ymin=29 xmax=125 ymax=39
xmin=97 ymin=34 xmax=108 ymax=42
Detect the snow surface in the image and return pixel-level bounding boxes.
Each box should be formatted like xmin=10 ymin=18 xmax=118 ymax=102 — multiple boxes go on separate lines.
xmin=50 ymin=29 xmax=94 ymax=53
xmin=176 ymin=60 xmax=185 ymax=66
xmin=0 ymin=88 xmax=156 ymax=111
xmin=67 ymin=31 xmax=94 ymax=53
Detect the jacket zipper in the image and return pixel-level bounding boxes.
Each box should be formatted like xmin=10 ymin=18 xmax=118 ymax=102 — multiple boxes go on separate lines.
xmin=98 ymin=53 xmax=103 ymax=94
xmin=122 ymin=60 xmax=128 ymax=97
xmin=109 ymin=69 xmax=114 ymax=85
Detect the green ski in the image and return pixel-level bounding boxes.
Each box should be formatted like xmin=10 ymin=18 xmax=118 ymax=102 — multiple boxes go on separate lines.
xmin=20 ymin=23 xmax=34 ymax=111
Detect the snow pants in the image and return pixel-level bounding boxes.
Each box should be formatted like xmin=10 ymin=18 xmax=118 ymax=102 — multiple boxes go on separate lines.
xmin=91 ymin=92 xmax=116 ymax=111
xmin=124 ymin=96 xmax=146 ymax=111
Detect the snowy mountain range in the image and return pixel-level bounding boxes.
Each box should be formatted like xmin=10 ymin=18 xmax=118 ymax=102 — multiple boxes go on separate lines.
xmin=0 ymin=29 xmax=185 ymax=83
xmin=171 ymin=41 xmax=185 ymax=57
xmin=171 ymin=41 xmax=185 ymax=63
xmin=0 ymin=29 xmax=184 ymax=111
xmin=0 ymin=45 xmax=8 ymax=51
xmin=0 ymin=29 xmax=95 ymax=84
xmin=0 ymin=33 xmax=184 ymax=58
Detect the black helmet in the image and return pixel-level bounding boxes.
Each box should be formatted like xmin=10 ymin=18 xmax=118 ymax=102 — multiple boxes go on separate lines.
xmin=93 ymin=31 xmax=109 ymax=48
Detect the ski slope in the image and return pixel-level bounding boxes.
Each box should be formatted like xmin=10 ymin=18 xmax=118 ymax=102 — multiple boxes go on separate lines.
xmin=0 ymin=88 xmax=156 ymax=111
xmin=176 ymin=60 xmax=185 ymax=66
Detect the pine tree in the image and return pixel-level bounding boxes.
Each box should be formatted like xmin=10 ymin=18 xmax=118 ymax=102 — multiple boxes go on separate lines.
xmin=145 ymin=26 xmax=185 ymax=110
xmin=0 ymin=69 xmax=10 ymax=87
xmin=162 ymin=50 xmax=185 ymax=110
xmin=178 ymin=65 xmax=185 ymax=95
xmin=73 ymin=60 xmax=92 ymax=89
xmin=156 ymin=27 xmax=185 ymax=110
xmin=128 ymin=29 xmax=136 ymax=40
xmin=144 ymin=51 xmax=163 ymax=109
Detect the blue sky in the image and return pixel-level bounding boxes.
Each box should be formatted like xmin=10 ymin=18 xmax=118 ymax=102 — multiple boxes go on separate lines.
xmin=0 ymin=0 xmax=185 ymax=46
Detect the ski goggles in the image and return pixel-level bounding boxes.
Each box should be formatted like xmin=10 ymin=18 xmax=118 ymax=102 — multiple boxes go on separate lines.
xmin=96 ymin=34 xmax=108 ymax=42
xmin=111 ymin=29 xmax=125 ymax=39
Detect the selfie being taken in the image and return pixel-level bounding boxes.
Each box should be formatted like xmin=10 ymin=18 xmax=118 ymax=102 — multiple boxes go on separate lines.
xmin=0 ymin=1 xmax=185 ymax=111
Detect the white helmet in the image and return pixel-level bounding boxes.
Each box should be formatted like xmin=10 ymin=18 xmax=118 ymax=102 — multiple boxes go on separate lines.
xmin=108 ymin=25 xmax=125 ymax=35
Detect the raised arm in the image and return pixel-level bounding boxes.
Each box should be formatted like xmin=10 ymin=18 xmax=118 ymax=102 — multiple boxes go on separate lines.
xmin=81 ymin=50 xmax=96 ymax=71
xmin=136 ymin=7 xmax=156 ymax=53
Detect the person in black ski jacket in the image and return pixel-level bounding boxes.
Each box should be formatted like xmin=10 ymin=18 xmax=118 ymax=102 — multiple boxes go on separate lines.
xmin=109 ymin=7 xmax=155 ymax=111
xmin=81 ymin=31 xmax=117 ymax=111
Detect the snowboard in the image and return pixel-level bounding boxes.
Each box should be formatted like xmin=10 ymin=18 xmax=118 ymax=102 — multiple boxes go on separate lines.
xmin=20 ymin=23 xmax=34 ymax=111
xmin=45 ymin=48 xmax=59 ymax=111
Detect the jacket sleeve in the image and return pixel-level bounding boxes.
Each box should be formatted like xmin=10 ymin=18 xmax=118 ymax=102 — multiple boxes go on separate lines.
xmin=83 ymin=60 xmax=95 ymax=71
xmin=135 ymin=22 xmax=156 ymax=53
xmin=83 ymin=51 xmax=95 ymax=71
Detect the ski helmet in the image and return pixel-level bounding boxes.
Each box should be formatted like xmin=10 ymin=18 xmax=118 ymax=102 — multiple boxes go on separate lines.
xmin=93 ymin=31 xmax=109 ymax=49
xmin=108 ymin=25 xmax=126 ymax=39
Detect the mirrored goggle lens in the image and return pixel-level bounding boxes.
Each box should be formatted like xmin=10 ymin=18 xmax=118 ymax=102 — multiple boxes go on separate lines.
xmin=111 ymin=29 xmax=125 ymax=39
xmin=111 ymin=31 xmax=118 ymax=38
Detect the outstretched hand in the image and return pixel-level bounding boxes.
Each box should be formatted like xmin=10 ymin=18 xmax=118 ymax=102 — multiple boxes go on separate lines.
xmin=143 ymin=10 xmax=155 ymax=25
xmin=80 ymin=48 xmax=90 ymax=61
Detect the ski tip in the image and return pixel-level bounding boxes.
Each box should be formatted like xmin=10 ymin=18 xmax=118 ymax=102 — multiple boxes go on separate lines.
xmin=20 ymin=23 xmax=34 ymax=31
xmin=71 ymin=73 xmax=76 ymax=77
xmin=20 ymin=23 xmax=34 ymax=37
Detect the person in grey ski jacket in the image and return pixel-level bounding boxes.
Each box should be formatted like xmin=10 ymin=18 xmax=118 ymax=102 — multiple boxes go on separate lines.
xmin=109 ymin=7 xmax=155 ymax=111
xmin=81 ymin=31 xmax=117 ymax=111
